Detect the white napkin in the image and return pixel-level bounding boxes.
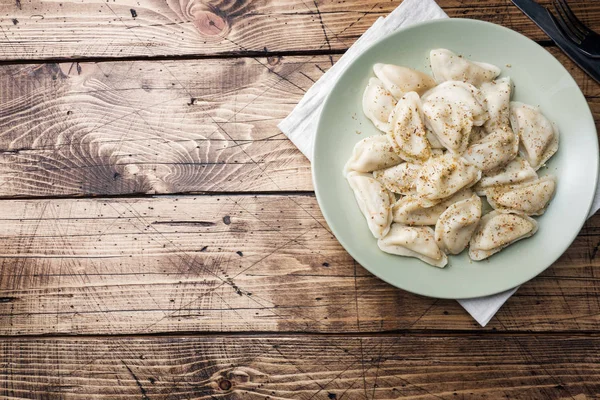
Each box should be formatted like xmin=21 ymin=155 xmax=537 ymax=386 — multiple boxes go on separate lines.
xmin=278 ymin=0 xmax=600 ymax=326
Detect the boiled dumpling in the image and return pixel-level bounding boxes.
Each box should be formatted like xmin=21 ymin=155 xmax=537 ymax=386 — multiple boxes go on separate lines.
xmin=373 ymin=162 xmax=421 ymax=195
xmin=481 ymin=77 xmax=512 ymax=132
xmin=393 ymin=189 xmax=473 ymax=226
xmin=475 ymin=157 xmax=538 ymax=195
xmin=378 ymin=224 xmax=448 ymax=268
xmin=421 ymin=81 xmax=489 ymax=154
xmin=363 ymin=77 xmax=397 ymax=132
xmin=373 ymin=63 xmax=436 ymax=98
xmin=426 ymin=128 xmax=445 ymax=149
xmin=462 ymin=127 xmax=519 ymax=171
xmin=344 ymin=135 xmax=403 ymax=175
xmin=510 ymin=102 xmax=559 ymax=170
xmin=430 ymin=49 xmax=501 ymax=87
xmin=486 ymin=175 xmax=556 ymax=216
xmin=467 ymin=126 xmax=488 ymax=148
xmin=469 ymin=211 xmax=538 ymax=261
xmin=422 ymin=81 xmax=489 ymax=126
xmin=422 ymin=99 xmax=473 ymax=154
xmin=416 ymin=153 xmax=482 ymax=207
xmin=387 ymin=92 xmax=431 ymax=162
xmin=346 ymin=171 xmax=394 ymax=238
xmin=435 ymin=193 xmax=482 ymax=254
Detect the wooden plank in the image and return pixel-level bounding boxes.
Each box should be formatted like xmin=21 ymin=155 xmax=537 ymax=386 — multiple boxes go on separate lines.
xmin=1 ymin=195 xmax=600 ymax=335
xmin=0 ymin=51 xmax=597 ymax=198
xmin=1 ymin=334 xmax=600 ymax=399
xmin=0 ymin=0 xmax=598 ymax=60
xmin=0 ymin=56 xmax=324 ymax=196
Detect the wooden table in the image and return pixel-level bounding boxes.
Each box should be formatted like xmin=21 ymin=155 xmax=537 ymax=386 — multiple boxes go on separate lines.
xmin=0 ymin=0 xmax=599 ymax=398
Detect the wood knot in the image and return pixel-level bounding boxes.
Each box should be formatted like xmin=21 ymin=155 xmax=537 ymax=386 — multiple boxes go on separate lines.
xmin=211 ymin=367 xmax=268 ymax=392
xmin=226 ymin=367 xmax=267 ymax=383
xmin=267 ymin=56 xmax=282 ymax=67
xmin=193 ymin=9 xmax=228 ymax=36
xmin=112 ymin=162 xmax=173 ymax=194
xmin=218 ymin=379 xmax=232 ymax=391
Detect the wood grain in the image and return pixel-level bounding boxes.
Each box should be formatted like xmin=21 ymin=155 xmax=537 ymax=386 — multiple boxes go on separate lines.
xmin=1 ymin=334 xmax=600 ymax=399
xmin=1 ymin=195 xmax=600 ymax=335
xmin=0 ymin=0 xmax=598 ymax=393
xmin=0 ymin=0 xmax=598 ymax=60
xmin=0 ymin=49 xmax=597 ymax=198
xmin=0 ymin=56 xmax=326 ymax=196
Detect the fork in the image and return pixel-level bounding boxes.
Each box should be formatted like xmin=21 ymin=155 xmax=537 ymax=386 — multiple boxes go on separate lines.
xmin=551 ymin=0 xmax=600 ymax=58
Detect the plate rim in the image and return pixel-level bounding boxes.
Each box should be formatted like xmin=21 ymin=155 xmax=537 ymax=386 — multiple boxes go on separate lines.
xmin=312 ymin=17 xmax=599 ymax=299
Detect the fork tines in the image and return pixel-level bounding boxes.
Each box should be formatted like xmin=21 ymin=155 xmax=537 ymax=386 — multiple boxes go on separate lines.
xmin=552 ymin=0 xmax=589 ymax=43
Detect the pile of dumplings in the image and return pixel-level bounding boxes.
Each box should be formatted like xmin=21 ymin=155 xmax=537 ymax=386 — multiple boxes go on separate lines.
xmin=345 ymin=49 xmax=558 ymax=268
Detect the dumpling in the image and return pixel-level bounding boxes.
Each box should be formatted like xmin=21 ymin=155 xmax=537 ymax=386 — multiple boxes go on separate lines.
xmin=422 ymin=99 xmax=473 ymax=154
xmin=387 ymin=92 xmax=431 ymax=162
xmin=462 ymin=127 xmax=519 ymax=171
xmin=373 ymin=162 xmax=421 ymax=195
xmin=362 ymin=77 xmax=397 ymax=132
xmin=481 ymin=77 xmax=512 ymax=132
xmin=421 ymin=81 xmax=489 ymax=154
xmin=486 ymin=175 xmax=556 ymax=216
xmin=430 ymin=49 xmax=501 ymax=87
xmin=468 ymin=126 xmax=487 ymax=145
xmin=475 ymin=157 xmax=538 ymax=195
xmin=373 ymin=63 xmax=436 ymax=98
xmin=469 ymin=211 xmax=538 ymax=261
xmin=392 ymin=189 xmax=473 ymax=225
xmin=435 ymin=193 xmax=482 ymax=254
xmin=416 ymin=153 xmax=482 ymax=207
xmin=378 ymin=224 xmax=448 ymax=268
xmin=346 ymin=171 xmax=394 ymax=238
xmin=344 ymin=135 xmax=403 ymax=175
xmin=422 ymin=81 xmax=489 ymax=126
xmin=510 ymin=102 xmax=559 ymax=170
xmin=426 ymin=128 xmax=445 ymax=149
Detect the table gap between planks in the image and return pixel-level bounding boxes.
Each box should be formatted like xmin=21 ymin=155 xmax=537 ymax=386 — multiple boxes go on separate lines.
xmin=0 ymin=0 xmax=599 ymax=398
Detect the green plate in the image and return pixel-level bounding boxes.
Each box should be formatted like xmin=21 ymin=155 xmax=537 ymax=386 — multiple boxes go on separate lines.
xmin=313 ymin=18 xmax=598 ymax=299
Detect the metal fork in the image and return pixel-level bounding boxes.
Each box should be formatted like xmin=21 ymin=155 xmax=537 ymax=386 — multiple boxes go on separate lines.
xmin=552 ymin=0 xmax=600 ymax=58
